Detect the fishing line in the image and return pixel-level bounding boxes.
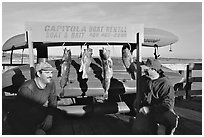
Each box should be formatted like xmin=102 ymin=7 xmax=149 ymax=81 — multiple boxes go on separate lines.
xmin=107 ymin=43 xmax=113 ymax=56
xmin=107 ymin=43 xmax=110 ymax=50
xmin=61 ymin=42 xmax=66 ymax=52
xmin=128 ymin=43 xmax=131 ymax=52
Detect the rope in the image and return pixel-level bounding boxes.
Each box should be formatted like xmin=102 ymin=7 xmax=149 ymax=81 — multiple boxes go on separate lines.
xmin=61 ymin=42 xmax=66 ymax=52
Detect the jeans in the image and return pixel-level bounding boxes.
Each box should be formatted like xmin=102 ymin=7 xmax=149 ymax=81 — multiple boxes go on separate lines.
xmin=132 ymin=109 xmax=179 ymax=135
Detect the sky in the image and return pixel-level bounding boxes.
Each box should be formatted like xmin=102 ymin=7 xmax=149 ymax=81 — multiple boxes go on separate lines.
xmin=1 ymin=1 xmax=202 ymax=59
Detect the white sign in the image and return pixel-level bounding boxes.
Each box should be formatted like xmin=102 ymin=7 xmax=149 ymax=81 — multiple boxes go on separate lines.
xmin=25 ymin=21 xmax=144 ymax=43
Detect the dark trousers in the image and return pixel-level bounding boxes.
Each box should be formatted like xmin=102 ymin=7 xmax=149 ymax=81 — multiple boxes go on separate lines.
xmin=7 ymin=106 xmax=68 ymax=135
xmin=7 ymin=105 xmax=49 ymax=135
xmin=132 ymin=110 xmax=179 ymax=135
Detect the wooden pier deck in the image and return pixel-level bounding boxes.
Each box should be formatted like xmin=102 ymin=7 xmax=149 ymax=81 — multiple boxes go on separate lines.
xmin=47 ymin=97 xmax=202 ymax=135
xmin=2 ymin=95 xmax=202 ymax=135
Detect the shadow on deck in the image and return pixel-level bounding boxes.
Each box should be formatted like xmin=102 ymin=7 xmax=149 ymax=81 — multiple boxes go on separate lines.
xmin=2 ymin=97 xmax=202 ymax=135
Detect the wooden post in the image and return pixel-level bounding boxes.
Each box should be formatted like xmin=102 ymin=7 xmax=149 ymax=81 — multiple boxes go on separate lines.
xmin=36 ymin=42 xmax=48 ymax=63
xmin=21 ymin=48 xmax=24 ymax=64
xmin=26 ymin=31 xmax=35 ymax=79
xmin=186 ymin=64 xmax=192 ymax=100
xmin=10 ymin=46 xmax=14 ymax=65
xmin=136 ymin=33 xmax=142 ymax=62
xmin=136 ymin=32 xmax=142 ymax=105
xmin=133 ymin=33 xmax=142 ymax=114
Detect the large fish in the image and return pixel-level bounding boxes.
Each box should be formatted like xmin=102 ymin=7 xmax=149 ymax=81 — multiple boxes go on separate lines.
xmin=60 ymin=48 xmax=72 ymax=97
xmin=122 ymin=46 xmax=136 ymax=80
xmin=99 ymin=47 xmax=113 ymax=100
xmin=79 ymin=48 xmax=93 ymax=79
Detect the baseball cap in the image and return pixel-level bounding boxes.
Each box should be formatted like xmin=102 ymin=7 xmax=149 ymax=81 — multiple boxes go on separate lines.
xmin=142 ymin=58 xmax=162 ymax=71
xmin=35 ymin=62 xmax=55 ymax=72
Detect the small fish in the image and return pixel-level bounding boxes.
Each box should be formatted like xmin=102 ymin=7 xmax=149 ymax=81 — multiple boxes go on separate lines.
xmin=99 ymin=48 xmax=113 ymax=100
xmin=122 ymin=46 xmax=136 ymax=79
xmin=79 ymin=48 xmax=93 ymax=79
xmin=60 ymin=48 xmax=72 ymax=97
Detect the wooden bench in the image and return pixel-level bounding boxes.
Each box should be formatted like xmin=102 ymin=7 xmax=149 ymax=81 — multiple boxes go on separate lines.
xmin=175 ymin=63 xmax=202 ymax=99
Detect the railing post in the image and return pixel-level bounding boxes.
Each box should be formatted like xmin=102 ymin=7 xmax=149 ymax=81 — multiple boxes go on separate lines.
xmin=186 ymin=64 xmax=192 ymax=100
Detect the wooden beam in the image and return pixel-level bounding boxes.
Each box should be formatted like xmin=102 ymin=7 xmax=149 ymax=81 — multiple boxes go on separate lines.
xmin=189 ymin=90 xmax=202 ymax=96
xmin=188 ymin=77 xmax=202 ymax=83
xmin=57 ymin=102 xmax=130 ymax=116
xmin=189 ymin=63 xmax=202 ymax=70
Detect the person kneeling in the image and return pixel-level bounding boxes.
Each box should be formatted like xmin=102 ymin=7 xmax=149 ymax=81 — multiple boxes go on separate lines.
xmin=132 ymin=58 xmax=179 ymax=135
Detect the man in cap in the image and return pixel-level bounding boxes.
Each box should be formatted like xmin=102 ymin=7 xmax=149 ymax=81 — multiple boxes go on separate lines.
xmin=7 ymin=62 xmax=57 ymax=135
xmin=132 ymin=58 xmax=178 ymax=135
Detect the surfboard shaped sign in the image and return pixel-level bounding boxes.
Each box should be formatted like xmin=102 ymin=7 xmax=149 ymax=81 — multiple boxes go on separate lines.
xmin=25 ymin=21 xmax=144 ymax=43
xmin=143 ymin=28 xmax=178 ymax=47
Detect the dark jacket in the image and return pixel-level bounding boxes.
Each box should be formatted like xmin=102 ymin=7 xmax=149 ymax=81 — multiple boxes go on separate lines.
xmin=140 ymin=75 xmax=175 ymax=114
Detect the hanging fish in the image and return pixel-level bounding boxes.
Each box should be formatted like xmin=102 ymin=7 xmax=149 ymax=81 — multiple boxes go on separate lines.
xmin=79 ymin=47 xmax=93 ymax=79
xmin=60 ymin=48 xmax=72 ymax=97
xmin=99 ymin=47 xmax=113 ymax=100
xmin=122 ymin=45 xmax=136 ymax=80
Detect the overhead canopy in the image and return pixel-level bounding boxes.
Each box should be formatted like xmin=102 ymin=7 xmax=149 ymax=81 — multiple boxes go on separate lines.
xmin=2 ymin=34 xmax=28 ymax=51
xmin=143 ymin=28 xmax=178 ymax=47
xmin=2 ymin=27 xmax=178 ymax=52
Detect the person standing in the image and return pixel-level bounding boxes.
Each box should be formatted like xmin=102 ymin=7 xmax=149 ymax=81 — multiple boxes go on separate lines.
xmin=7 ymin=62 xmax=57 ymax=135
xmin=132 ymin=58 xmax=179 ymax=135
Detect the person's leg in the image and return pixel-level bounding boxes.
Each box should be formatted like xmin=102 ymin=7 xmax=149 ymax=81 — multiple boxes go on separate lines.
xmin=7 ymin=110 xmax=35 ymax=134
xmin=26 ymin=106 xmax=48 ymax=134
xmin=164 ymin=110 xmax=179 ymax=135
xmin=47 ymin=108 xmax=72 ymax=135
xmin=132 ymin=112 xmax=157 ymax=134
xmin=155 ymin=110 xmax=179 ymax=135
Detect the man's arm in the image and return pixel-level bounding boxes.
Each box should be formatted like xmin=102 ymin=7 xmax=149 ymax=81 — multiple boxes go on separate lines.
xmin=48 ymin=80 xmax=57 ymax=108
xmin=42 ymin=81 xmax=57 ymax=131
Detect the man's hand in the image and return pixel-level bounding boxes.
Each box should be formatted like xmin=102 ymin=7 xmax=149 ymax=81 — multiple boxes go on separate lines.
xmin=41 ymin=115 xmax=53 ymax=131
xmin=139 ymin=106 xmax=150 ymax=115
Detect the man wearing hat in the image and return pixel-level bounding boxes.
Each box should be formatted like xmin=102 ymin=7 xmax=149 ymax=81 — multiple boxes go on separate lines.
xmin=7 ymin=62 xmax=57 ymax=135
xmin=132 ymin=58 xmax=178 ymax=135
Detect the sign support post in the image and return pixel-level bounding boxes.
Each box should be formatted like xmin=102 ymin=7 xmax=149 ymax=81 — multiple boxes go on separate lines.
xmin=133 ymin=32 xmax=142 ymax=114
xmin=26 ymin=31 xmax=35 ymax=79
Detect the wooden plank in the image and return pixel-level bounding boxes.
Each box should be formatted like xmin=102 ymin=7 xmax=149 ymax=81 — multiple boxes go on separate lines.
xmin=56 ymin=86 xmax=136 ymax=97
xmin=55 ymin=77 xmax=136 ymax=97
xmin=57 ymin=102 xmax=130 ymax=116
xmin=175 ymin=116 xmax=202 ymax=135
xmin=2 ymin=64 xmax=28 ymax=66
xmin=187 ymin=63 xmax=202 ymax=70
xmin=174 ymin=106 xmax=202 ymax=122
xmin=188 ymin=77 xmax=202 ymax=83
xmin=190 ymin=63 xmax=202 ymax=70
xmin=175 ymin=97 xmax=202 ymax=112
xmin=185 ymin=63 xmax=202 ymax=99
xmin=189 ymin=90 xmax=202 ymax=95
xmin=175 ymin=90 xmax=186 ymax=97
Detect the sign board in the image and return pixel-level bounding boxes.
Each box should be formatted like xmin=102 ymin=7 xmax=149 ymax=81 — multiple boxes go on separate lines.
xmin=25 ymin=21 xmax=144 ymax=43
